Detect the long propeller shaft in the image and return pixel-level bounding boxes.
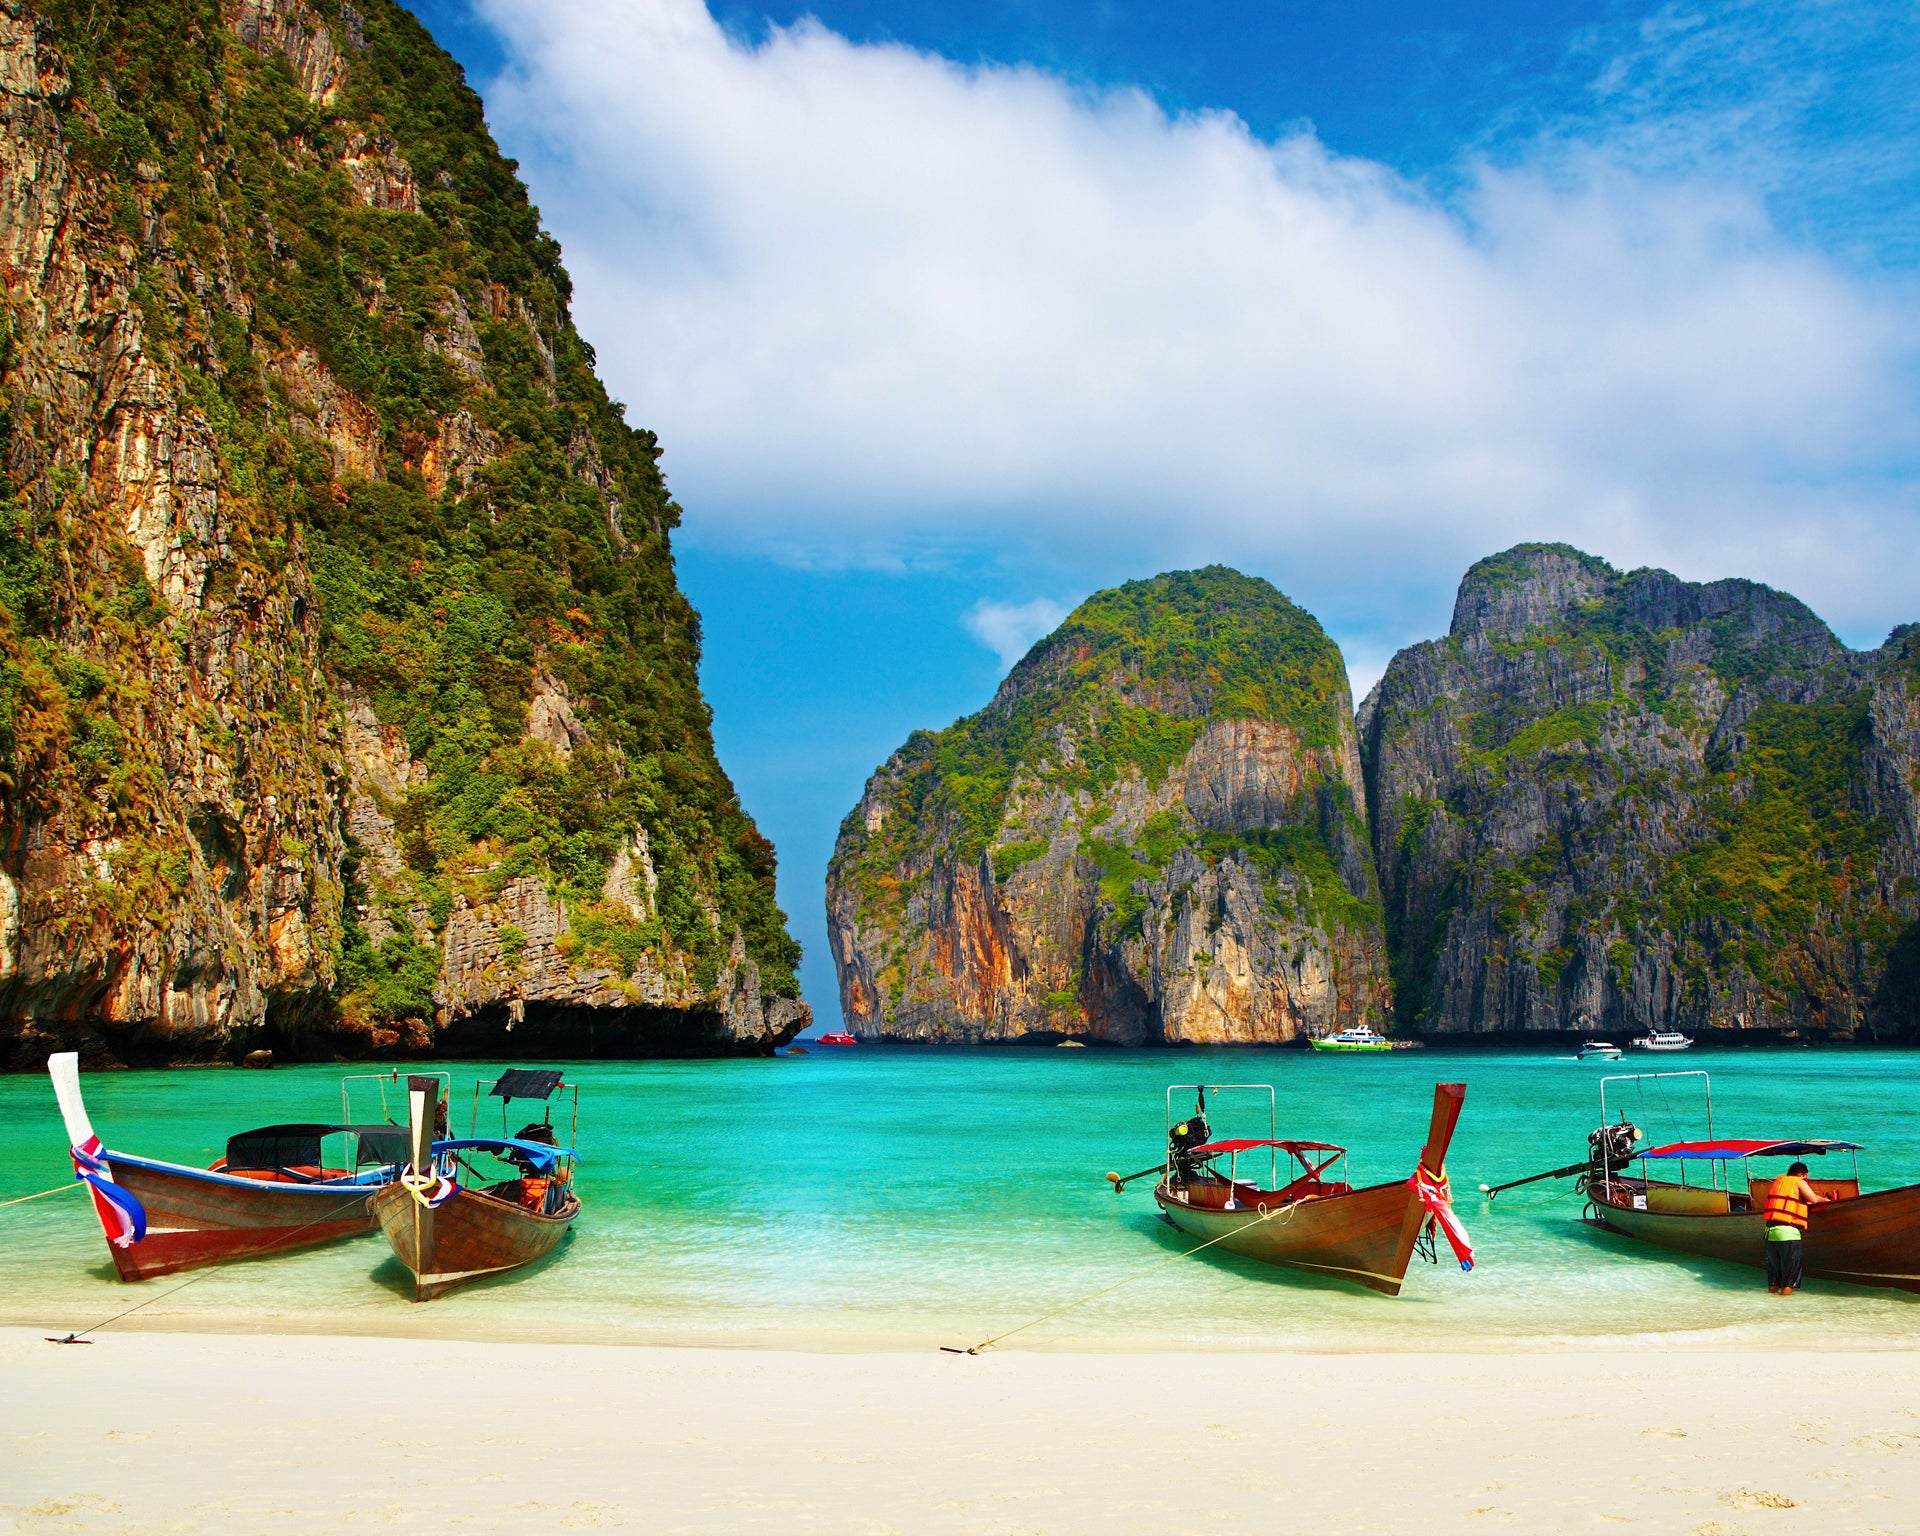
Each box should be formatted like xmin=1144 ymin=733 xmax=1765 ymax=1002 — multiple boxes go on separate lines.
xmin=1105 ymin=1161 xmax=1168 ymax=1192
xmin=1478 ymin=1160 xmax=1587 ymax=1200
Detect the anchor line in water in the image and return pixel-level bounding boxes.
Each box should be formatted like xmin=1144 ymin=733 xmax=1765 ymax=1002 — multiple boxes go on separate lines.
xmin=0 ymin=1181 xmax=84 ymax=1209
xmin=1476 ymin=1186 xmax=1579 ymax=1211
xmin=47 ymin=1191 xmax=379 ymax=1345
xmin=943 ymin=1200 xmax=1304 ymax=1355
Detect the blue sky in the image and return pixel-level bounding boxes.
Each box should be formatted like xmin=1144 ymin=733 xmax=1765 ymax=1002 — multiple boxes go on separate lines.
xmin=405 ymin=0 xmax=1919 ymax=1029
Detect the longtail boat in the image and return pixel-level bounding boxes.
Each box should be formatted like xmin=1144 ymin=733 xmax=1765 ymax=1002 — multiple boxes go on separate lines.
xmin=47 ymin=1052 xmax=406 ymax=1281
xmin=370 ymin=1070 xmax=579 ymax=1301
xmin=1577 ymin=1071 xmax=1920 ymax=1293
xmin=1110 ymin=1080 xmax=1471 ymax=1296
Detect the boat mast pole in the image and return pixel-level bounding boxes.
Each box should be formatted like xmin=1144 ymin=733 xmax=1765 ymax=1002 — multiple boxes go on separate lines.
xmin=1266 ymin=1086 xmax=1276 ymax=1190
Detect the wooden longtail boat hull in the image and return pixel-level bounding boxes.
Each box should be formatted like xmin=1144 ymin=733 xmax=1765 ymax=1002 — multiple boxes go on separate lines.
xmin=370 ymin=1180 xmax=578 ymax=1301
xmin=1155 ymin=1176 xmax=1429 ymax=1295
xmin=98 ymin=1154 xmax=378 ymax=1282
xmin=1587 ymin=1181 xmax=1920 ymax=1293
xmin=1153 ymin=1082 xmax=1467 ymax=1297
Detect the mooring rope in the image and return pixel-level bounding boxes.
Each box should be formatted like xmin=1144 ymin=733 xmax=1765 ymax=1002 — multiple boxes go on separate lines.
xmin=943 ymin=1199 xmax=1304 ymax=1355
xmin=45 ymin=1190 xmax=380 ymax=1345
xmin=0 ymin=1181 xmax=83 ymax=1209
xmin=1476 ymin=1185 xmax=1574 ymax=1210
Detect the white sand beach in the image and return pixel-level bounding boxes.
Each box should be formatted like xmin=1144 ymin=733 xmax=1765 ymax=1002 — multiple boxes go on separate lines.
xmin=5 ymin=1329 xmax=1919 ymax=1534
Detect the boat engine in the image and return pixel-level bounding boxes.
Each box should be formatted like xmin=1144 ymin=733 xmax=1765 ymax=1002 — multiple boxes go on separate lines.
xmin=1586 ymin=1120 xmax=1640 ymax=1179
xmin=504 ymin=1120 xmax=559 ymax=1176
xmin=1168 ymin=1113 xmax=1213 ymax=1182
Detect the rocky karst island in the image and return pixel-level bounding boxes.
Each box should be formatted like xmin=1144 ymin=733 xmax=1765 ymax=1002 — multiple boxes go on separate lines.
xmin=0 ymin=0 xmax=806 ymax=1066
xmin=831 ymin=548 xmax=1920 ymax=1045
xmin=1366 ymin=544 xmax=1920 ymax=1039
xmin=827 ymin=568 xmax=1393 ymax=1044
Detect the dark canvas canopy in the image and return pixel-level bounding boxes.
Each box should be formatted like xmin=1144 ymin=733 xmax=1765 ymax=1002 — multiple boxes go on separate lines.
xmin=492 ymin=1068 xmax=564 ymax=1101
xmin=226 ymin=1123 xmax=410 ymax=1171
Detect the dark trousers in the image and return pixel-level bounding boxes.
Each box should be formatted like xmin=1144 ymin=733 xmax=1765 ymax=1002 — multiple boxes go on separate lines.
xmin=1766 ymin=1236 xmax=1804 ymax=1289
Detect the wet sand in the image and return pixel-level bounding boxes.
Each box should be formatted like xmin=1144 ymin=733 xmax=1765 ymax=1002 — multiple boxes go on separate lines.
xmin=5 ymin=1328 xmax=1919 ymax=1533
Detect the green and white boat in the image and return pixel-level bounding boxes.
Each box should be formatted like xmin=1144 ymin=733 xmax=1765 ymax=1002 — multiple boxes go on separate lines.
xmin=1309 ymin=1025 xmax=1394 ymax=1053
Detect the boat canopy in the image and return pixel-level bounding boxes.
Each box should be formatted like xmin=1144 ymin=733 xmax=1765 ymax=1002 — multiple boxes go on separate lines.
xmin=1190 ymin=1138 xmax=1343 ymax=1157
xmin=491 ymin=1069 xmax=564 ymax=1101
xmin=433 ymin=1136 xmax=575 ymax=1171
xmin=1639 ymin=1137 xmax=1863 ymax=1161
xmin=226 ymin=1123 xmax=410 ymax=1171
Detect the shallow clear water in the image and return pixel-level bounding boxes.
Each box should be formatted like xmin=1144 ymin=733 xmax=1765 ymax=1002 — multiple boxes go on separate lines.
xmin=5 ymin=1047 xmax=1919 ymax=1350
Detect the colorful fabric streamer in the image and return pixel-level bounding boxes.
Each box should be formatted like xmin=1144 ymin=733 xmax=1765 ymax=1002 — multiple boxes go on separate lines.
xmin=71 ymin=1138 xmax=147 ymax=1248
xmin=1411 ymin=1164 xmax=1474 ymax=1270
xmin=400 ymin=1169 xmax=459 ymax=1209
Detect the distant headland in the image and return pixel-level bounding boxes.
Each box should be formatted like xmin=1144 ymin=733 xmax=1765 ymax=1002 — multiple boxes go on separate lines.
xmin=827 ymin=547 xmax=1920 ymax=1045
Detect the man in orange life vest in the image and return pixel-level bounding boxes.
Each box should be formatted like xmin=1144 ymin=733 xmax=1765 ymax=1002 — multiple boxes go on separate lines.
xmin=1763 ymin=1161 xmax=1826 ymax=1296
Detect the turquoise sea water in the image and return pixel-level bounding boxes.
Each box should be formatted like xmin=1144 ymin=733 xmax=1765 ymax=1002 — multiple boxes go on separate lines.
xmin=4 ymin=1047 xmax=1919 ymax=1350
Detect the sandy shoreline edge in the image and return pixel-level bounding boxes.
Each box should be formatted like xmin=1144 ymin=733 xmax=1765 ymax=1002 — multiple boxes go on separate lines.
xmin=3 ymin=1305 xmax=1912 ymax=1354
xmin=7 ymin=1327 xmax=1920 ymax=1533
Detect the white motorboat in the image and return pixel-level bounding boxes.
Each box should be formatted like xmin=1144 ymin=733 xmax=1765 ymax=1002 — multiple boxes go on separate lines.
xmin=1576 ymin=1040 xmax=1623 ymax=1061
xmin=1629 ymin=1030 xmax=1694 ymax=1052
xmin=1309 ymin=1024 xmax=1394 ymax=1053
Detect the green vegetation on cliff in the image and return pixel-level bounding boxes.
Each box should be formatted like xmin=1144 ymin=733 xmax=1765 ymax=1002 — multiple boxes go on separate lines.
xmin=1368 ymin=542 xmax=1918 ymax=1038
xmin=850 ymin=568 xmax=1350 ymax=874
xmin=829 ymin=566 xmax=1392 ymax=1043
xmin=0 ymin=0 xmax=798 ymax=1056
xmin=1655 ymin=693 xmax=1890 ymax=982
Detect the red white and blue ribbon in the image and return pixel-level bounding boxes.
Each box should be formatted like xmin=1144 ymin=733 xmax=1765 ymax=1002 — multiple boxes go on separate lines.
xmin=1411 ymin=1164 xmax=1474 ymax=1271
xmin=71 ymin=1137 xmax=147 ymax=1248
xmin=400 ymin=1169 xmax=459 ymax=1209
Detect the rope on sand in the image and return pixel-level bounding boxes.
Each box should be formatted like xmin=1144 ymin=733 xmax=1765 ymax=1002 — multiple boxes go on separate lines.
xmin=942 ymin=1201 xmax=1302 ymax=1355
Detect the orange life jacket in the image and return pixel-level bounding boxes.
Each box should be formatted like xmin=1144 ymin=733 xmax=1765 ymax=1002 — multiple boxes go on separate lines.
xmin=1763 ymin=1175 xmax=1810 ymax=1230
xmin=521 ymin=1176 xmax=551 ymax=1213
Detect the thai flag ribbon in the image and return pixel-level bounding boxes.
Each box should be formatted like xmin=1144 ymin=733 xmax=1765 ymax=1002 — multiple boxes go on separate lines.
xmin=71 ymin=1137 xmax=147 ymax=1248
xmin=400 ymin=1170 xmax=459 ymax=1209
xmin=1411 ymin=1163 xmax=1474 ymax=1271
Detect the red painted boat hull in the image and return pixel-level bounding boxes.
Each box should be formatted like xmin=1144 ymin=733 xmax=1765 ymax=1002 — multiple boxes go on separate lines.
xmin=96 ymin=1154 xmax=379 ymax=1282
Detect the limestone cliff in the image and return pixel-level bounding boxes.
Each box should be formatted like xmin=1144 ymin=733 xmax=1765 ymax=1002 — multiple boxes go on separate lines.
xmin=1361 ymin=544 xmax=1920 ymax=1040
xmin=0 ymin=0 xmax=805 ymax=1065
xmin=826 ymin=568 xmax=1391 ymax=1043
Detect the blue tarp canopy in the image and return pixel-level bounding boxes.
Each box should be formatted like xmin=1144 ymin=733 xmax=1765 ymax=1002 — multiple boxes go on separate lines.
xmin=432 ymin=1137 xmax=575 ymax=1171
xmin=1640 ymin=1138 xmax=1862 ymax=1161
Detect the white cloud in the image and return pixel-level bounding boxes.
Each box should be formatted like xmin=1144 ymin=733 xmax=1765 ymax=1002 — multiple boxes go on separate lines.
xmin=963 ymin=597 xmax=1070 ymax=672
xmin=475 ymin=0 xmax=1920 ymax=644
